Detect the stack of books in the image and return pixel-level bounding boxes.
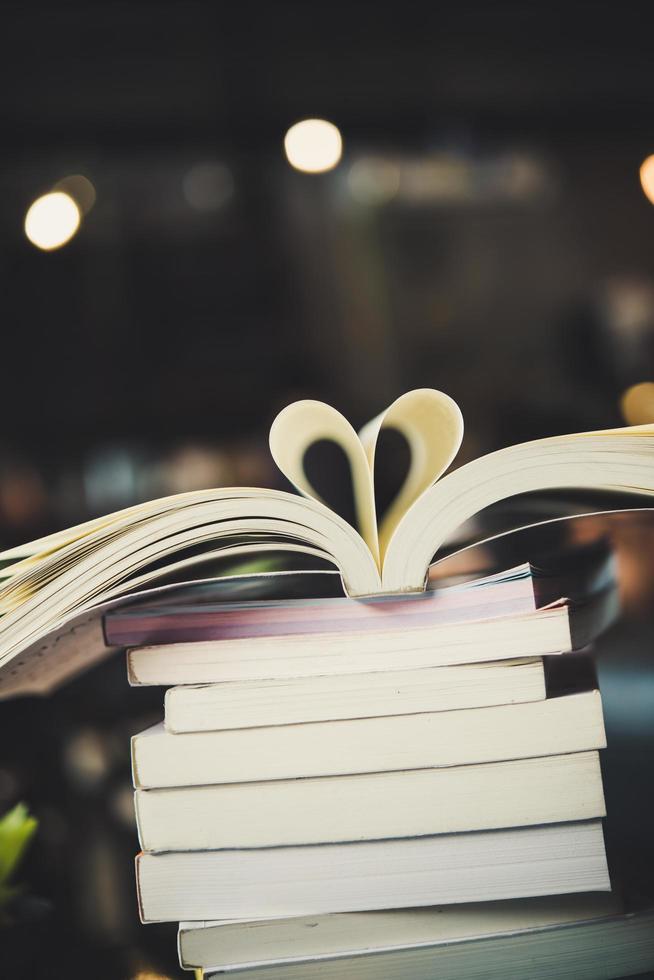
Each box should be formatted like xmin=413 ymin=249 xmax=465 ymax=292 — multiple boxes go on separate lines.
xmin=106 ymin=556 xmax=635 ymax=976
xmin=0 ymin=389 xmax=653 ymax=976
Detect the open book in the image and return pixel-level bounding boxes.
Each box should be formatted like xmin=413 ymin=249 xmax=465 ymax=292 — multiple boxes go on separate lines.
xmin=0 ymin=389 xmax=653 ymax=674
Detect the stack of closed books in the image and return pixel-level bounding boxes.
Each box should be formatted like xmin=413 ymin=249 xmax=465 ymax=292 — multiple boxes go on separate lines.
xmin=103 ymin=553 xmax=646 ymax=977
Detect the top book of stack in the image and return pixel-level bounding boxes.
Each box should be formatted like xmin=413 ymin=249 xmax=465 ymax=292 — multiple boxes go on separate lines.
xmin=112 ymin=557 xmax=616 ymax=691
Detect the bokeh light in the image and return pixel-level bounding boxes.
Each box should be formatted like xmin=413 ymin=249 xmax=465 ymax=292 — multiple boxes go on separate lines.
xmin=621 ymin=381 xmax=654 ymax=425
xmin=24 ymin=191 xmax=81 ymax=251
xmin=130 ymin=972 xmax=174 ymax=980
xmin=639 ymin=155 xmax=654 ymax=205
xmin=284 ymin=119 xmax=343 ymax=173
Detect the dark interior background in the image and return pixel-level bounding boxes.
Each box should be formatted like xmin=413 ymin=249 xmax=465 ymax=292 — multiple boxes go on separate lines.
xmin=1 ymin=3 xmax=654 ymax=977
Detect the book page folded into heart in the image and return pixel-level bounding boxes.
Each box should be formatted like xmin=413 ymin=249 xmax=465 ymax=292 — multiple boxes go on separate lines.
xmin=268 ymin=389 xmax=464 ymax=567
xmin=0 ymin=388 xmax=653 ymax=669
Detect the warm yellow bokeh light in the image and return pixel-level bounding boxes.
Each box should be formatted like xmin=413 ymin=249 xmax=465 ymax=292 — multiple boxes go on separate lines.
xmin=639 ymin=155 xmax=654 ymax=205
xmin=621 ymin=381 xmax=654 ymax=425
xmin=24 ymin=192 xmax=81 ymax=251
xmin=284 ymin=119 xmax=343 ymax=173
xmin=131 ymin=972 xmax=174 ymax=980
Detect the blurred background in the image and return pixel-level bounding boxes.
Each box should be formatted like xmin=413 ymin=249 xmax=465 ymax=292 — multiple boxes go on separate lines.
xmin=2 ymin=1 xmax=654 ymax=977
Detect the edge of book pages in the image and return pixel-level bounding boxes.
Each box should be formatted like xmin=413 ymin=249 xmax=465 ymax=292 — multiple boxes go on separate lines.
xmin=182 ymin=894 xmax=654 ymax=977
xmin=177 ymin=892 xmax=632 ymax=971
xmin=135 ymin=819 xmax=611 ymax=923
xmin=131 ymin=685 xmax=605 ymax=787
xmin=110 ymin=539 xmax=615 ymax=647
xmin=177 ymin=892 xmax=654 ymax=972
xmin=1 ymin=505 xmax=650 ymax=698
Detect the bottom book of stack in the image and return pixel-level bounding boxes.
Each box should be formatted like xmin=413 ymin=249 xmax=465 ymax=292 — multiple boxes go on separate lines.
xmin=178 ymin=894 xmax=654 ymax=979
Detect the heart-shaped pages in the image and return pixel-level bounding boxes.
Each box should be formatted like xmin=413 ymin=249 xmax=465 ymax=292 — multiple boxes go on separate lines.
xmin=269 ymin=389 xmax=464 ymax=570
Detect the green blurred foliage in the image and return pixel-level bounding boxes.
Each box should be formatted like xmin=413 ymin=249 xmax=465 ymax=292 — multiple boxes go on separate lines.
xmin=0 ymin=803 xmax=38 ymax=915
